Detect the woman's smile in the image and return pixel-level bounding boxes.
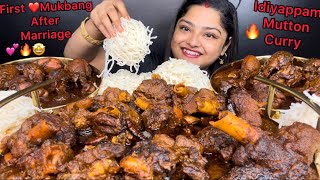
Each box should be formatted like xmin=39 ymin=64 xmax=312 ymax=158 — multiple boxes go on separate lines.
xmin=181 ymin=47 xmax=202 ymax=58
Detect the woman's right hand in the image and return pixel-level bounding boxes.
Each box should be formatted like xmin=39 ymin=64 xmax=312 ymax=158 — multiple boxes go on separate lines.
xmin=90 ymin=0 xmax=130 ymax=39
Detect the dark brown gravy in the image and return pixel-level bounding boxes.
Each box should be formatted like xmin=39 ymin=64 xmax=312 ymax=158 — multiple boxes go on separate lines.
xmin=204 ymin=117 xmax=279 ymax=179
xmin=40 ymin=68 xmax=101 ymax=109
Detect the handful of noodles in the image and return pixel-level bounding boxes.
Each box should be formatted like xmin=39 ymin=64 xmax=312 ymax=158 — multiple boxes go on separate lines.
xmin=100 ymin=17 xmax=157 ymax=77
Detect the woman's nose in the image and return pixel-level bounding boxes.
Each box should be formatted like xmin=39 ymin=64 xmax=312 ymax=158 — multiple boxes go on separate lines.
xmin=186 ymin=33 xmax=200 ymax=47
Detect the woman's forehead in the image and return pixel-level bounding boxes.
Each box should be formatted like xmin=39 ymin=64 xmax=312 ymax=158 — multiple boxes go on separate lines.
xmin=181 ymin=5 xmax=225 ymax=32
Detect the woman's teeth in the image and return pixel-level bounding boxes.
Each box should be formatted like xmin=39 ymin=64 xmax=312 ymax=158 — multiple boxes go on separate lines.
xmin=183 ymin=49 xmax=200 ymax=56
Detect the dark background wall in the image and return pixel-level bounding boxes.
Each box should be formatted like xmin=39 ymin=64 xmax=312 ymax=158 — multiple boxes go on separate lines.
xmin=0 ymin=0 xmax=319 ymax=63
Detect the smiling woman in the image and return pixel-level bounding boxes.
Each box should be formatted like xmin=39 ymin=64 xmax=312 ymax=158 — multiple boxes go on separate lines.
xmin=171 ymin=5 xmax=230 ymax=69
xmin=167 ymin=0 xmax=238 ymax=75
xmin=64 ymin=0 xmax=238 ymax=76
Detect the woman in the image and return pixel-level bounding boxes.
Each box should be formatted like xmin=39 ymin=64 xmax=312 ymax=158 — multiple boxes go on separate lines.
xmin=64 ymin=0 xmax=238 ymax=76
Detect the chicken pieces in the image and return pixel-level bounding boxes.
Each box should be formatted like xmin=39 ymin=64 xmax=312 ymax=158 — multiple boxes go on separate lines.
xmin=1 ymin=75 xmax=319 ymax=180
xmin=0 ymin=58 xmax=98 ymax=108
xmin=120 ymin=134 xmax=209 ymax=180
xmin=211 ymin=113 xmax=319 ymax=179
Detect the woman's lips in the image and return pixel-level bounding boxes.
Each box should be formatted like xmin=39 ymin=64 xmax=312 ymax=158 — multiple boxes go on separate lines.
xmin=182 ymin=48 xmax=202 ymax=58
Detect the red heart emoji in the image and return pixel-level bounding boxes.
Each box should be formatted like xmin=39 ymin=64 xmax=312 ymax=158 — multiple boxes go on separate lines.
xmin=29 ymin=2 xmax=39 ymax=13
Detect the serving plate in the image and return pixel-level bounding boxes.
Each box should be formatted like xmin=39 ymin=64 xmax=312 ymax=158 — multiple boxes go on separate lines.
xmin=210 ymin=55 xmax=320 ymax=131
xmin=210 ymin=55 xmax=308 ymax=87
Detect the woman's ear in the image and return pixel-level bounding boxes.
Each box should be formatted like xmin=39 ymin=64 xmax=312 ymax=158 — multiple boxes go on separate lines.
xmin=221 ymin=37 xmax=232 ymax=56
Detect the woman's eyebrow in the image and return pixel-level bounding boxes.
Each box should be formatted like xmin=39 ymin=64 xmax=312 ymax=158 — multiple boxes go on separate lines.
xmin=179 ymin=19 xmax=222 ymax=35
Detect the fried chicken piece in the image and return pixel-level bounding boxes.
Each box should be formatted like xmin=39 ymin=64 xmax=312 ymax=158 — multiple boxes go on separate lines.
xmin=212 ymin=114 xmax=312 ymax=179
xmin=183 ymin=88 xmax=220 ymax=116
xmin=240 ymin=55 xmax=261 ymax=80
xmin=229 ymin=88 xmax=262 ymax=127
xmin=276 ymin=122 xmax=320 ymax=165
xmin=262 ymin=51 xmax=294 ymax=78
xmin=6 ymin=113 xmax=60 ymax=158
xmin=262 ymin=51 xmax=303 ymax=87
xmin=211 ymin=55 xmax=261 ymax=93
xmin=15 ymin=140 xmax=73 ymax=179
xmin=133 ymin=78 xmax=173 ymax=108
xmin=120 ymin=134 xmax=209 ymax=180
xmin=197 ymin=126 xmax=238 ymax=161
xmin=58 ymin=142 xmax=125 ymax=180
xmin=269 ymin=64 xmax=303 ymax=87
xmin=174 ymin=135 xmax=209 ymax=180
xmin=246 ymin=134 xmax=309 ymax=178
xmin=120 ymin=134 xmax=178 ymax=179
xmin=100 ymin=87 xmax=131 ymax=104
xmin=35 ymin=58 xmax=64 ymax=73
xmin=67 ymin=58 xmax=92 ymax=77
xmin=92 ymin=112 xmax=123 ymax=136
xmin=4 ymin=113 xmax=75 ymax=160
xmin=141 ymin=104 xmax=178 ymax=134
xmin=22 ymin=63 xmax=45 ymax=83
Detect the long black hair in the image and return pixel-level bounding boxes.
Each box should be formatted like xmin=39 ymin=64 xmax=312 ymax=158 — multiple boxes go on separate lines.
xmin=164 ymin=0 xmax=239 ymax=76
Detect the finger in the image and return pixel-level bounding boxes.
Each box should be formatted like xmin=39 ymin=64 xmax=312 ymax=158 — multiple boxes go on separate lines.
xmin=107 ymin=8 xmax=123 ymax=32
xmin=91 ymin=11 xmax=111 ymax=38
xmin=99 ymin=10 xmax=116 ymax=37
xmin=113 ymin=0 xmax=130 ymax=20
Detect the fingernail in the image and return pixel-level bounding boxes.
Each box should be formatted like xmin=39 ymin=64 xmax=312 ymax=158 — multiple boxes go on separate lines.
xmin=125 ymin=16 xmax=130 ymax=20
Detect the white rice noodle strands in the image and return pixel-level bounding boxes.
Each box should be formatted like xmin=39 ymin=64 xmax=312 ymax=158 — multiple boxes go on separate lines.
xmin=98 ymin=69 xmax=151 ymax=95
xmin=100 ymin=17 xmax=157 ymax=77
xmin=274 ymin=90 xmax=320 ymax=129
xmin=152 ymin=58 xmax=213 ymax=90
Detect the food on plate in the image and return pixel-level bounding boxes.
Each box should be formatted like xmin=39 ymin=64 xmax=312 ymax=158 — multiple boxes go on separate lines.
xmin=101 ymin=17 xmax=157 ymax=76
xmin=98 ymin=69 xmax=151 ymax=95
xmin=211 ymin=50 xmax=320 ymax=129
xmin=212 ymin=113 xmax=320 ymax=179
xmin=0 ymin=77 xmax=319 ymax=179
xmin=98 ymin=58 xmax=212 ymax=95
xmin=153 ymin=58 xmax=213 ymax=90
xmin=274 ymin=91 xmax=320 ymax=128
xmin=0 ymin=58 xmax=100 ymax=108
xmin=0 ymin=91 xmax=39 ymax=140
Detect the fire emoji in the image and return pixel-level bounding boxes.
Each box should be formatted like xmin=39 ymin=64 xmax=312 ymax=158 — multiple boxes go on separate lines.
xmin=20 ymin=43 xmax=31 ymax=56
xmin=246 ymin=23 xmax=260 ymax=40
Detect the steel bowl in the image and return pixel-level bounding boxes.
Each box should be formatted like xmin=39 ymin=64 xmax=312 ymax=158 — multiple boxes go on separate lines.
xmin=210 ymin=55 xmax=320 ymax=131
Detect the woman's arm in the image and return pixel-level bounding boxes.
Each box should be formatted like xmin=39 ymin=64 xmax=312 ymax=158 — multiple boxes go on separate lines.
xmin=64 ymin=18 xmax=105 ymax=61
xmin=64 ymin=0 xmax=130 ymax=62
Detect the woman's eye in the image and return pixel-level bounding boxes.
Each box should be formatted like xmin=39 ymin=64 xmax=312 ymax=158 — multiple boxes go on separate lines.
xmin=204 ymin=33 xmax=216 ymax=39
xmin=180 ymin=26 xmax=190 ymax=32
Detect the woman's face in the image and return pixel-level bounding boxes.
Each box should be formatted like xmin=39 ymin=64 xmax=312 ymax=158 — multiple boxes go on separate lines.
xmin=171 ymin=5 xmax=230 ymax=69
